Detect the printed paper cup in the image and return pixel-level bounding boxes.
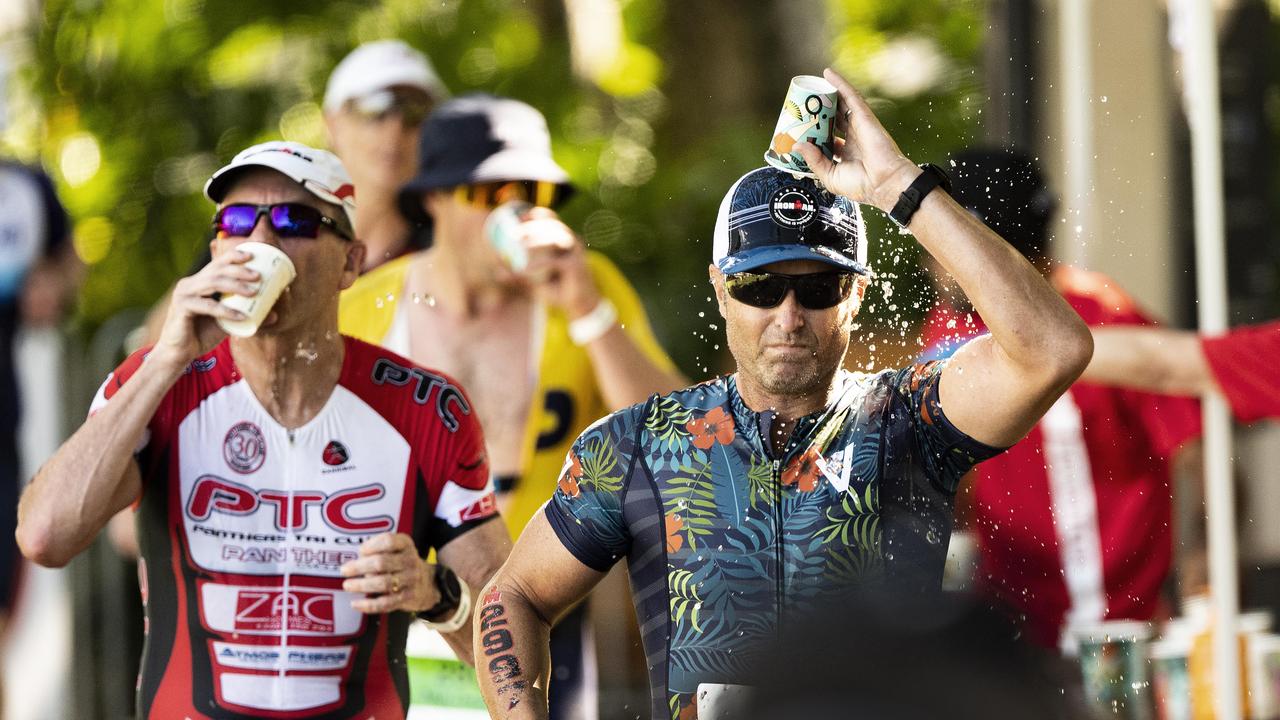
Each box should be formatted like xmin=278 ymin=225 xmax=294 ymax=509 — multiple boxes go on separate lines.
xmin=764 ymin=75 xmax=838 ymax=178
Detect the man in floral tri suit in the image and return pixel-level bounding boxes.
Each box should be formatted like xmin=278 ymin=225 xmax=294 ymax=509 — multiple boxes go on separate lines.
xmin=474 ymin=68 xmax=1096 ymax=720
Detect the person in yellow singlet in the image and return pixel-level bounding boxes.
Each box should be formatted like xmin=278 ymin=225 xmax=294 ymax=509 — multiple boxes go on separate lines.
xmin=339 ymin=94 xmax=685 ymax=720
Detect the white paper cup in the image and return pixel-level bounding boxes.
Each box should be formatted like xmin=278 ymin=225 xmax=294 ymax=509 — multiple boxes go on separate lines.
xmin=216 ymin=241 xmax=297 ymax=338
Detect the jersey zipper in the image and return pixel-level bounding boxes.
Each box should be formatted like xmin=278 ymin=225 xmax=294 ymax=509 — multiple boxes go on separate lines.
xmin=772 ymin=458 xmax=784 ymax=643
xmin=279 ymin=429 xmax=296 ymax=701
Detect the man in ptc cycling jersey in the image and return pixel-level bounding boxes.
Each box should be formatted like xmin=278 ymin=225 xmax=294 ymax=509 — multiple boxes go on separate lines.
xmin=474 ymin=68 xmax=1095 ymax=720
xmin=17 ymin=141 xmax=511 ymax=719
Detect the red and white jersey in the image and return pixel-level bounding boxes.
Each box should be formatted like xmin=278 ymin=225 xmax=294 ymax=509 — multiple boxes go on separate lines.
xmin=922 ymin=267 xmax=1202 ymax=649
xmin=90 ymin=337 xmax=497 ymax=719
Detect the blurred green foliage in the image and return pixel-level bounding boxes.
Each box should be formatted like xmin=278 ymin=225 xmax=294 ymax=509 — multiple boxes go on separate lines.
xmin=9 ymin=0 xmax=982 ymax=374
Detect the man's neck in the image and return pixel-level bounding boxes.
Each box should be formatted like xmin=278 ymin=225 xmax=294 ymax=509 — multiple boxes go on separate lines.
xmin=230 ymin=326 xmax=345 ymax=430
xmin=734 ymin=373 xmax=840 ymax=425
xmin=356 ymin=191 xmax=411 ymax=271
xmin=409 ymin=237 xmax=524 ymax=319
xmin=735 ymin=374 xmax=843 ymax=458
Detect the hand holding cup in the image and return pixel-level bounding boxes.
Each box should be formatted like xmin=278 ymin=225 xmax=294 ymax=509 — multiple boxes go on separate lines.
xmin=793 ymin=67 xmax=922 ymax=213
xmin=487 ymin=205 xmax=602 ymax=319
xmin=215 ymin=241 xmax=296 ymax=338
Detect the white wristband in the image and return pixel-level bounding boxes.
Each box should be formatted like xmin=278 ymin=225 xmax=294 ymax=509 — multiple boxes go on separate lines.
xmin=568 ymin=298 xmax=618 ymax=346
xmin=421 ymin=576 xmax=472 ymax=634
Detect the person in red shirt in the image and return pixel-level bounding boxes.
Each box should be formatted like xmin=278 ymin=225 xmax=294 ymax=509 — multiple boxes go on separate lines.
xmin=922 ymin=148 xmax=1203 ymax=650
xmin=1084 ymin=320 xmax=1280 ymax=423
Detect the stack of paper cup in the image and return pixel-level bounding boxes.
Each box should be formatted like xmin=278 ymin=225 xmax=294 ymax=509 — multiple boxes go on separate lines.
xmin=1240 ymin=611 xmax=1276 ymax=719
xmin=1247 ymin=633 xmax=1280 ymax=720
xmin=216 ymin=241 xmax=297 ymax=338
xmin=1075 ymin=620 xmax=1155 ymax=720
xmin=1151 ymin=623 xmax=1194 ymax=720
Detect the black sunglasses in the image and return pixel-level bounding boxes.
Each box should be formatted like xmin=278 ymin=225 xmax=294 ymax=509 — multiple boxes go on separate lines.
xmin=213 ymin=203 xmax=353 ymax=242
xmin=724 ymin=270 xmax=855 ymax=310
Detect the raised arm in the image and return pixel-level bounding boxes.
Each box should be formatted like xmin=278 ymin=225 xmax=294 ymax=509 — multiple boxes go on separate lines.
xmin=799 ymin=68 xmax=1092 ymax=447
xmin=17 ymin=248 xmax=258 ymax=566
xmin=1083 ymin=326 xmax=1213 ymax=397
xmin=474 ymin=513 xmax=606 ymax=719
xmin=521 ymin=211 xmax=686 ymax=409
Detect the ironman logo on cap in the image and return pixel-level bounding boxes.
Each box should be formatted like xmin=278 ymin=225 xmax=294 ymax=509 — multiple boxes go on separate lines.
xmin=769 ymin=185 xmax=818 ymax=229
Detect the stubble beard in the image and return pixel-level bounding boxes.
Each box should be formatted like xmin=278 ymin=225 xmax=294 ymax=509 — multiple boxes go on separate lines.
xmin=740 ymin=329 xmax=849 ymax=401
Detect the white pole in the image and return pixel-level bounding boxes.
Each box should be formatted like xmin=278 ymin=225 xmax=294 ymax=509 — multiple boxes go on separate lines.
xmin=1183 ymin=1 xmax=1240 ymax=718
xmin=1059 ymin=0 xmax=1093 ymax=269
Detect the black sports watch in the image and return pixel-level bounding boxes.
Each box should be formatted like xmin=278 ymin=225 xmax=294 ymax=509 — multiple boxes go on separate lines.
xmin=419 ymin=564 xmax=462 ymax=621
xmin=888 ymin=163 xmax=952 ymax=229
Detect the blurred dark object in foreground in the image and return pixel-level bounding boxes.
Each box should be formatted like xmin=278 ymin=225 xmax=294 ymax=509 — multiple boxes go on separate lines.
xmin=745 ymin=592 xmax=1086 ymax=720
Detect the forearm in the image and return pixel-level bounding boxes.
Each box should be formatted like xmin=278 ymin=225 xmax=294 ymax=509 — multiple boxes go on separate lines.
xmin=475 ymin=579 xmax=552 ymax=719
xmin=1084 ymin=326 xmax=1212 ymax=397
xmin=905 ymin=188 xmax=1090 ymax=374
xmin=17 ymin=352 xmax=182 ymax=566
xmin=438 ymin=519 xmax=513 ymax=665
xmin=583 ymin=324 xmax=687 ymax=410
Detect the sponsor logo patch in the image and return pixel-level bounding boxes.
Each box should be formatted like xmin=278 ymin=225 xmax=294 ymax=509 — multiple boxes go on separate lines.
xmin=459 ymin=493 xmax=498 ymax=523
xmin=213 ymin=641 xmax=352 ymax=671
xmin=184 ymin=357 xmax=217 ymax=375
xmin=322 ymin=440 xmax=349 ymax=466
xmin=234 ymin=589 xmax=335 ymax=634
xmin=224 ymin=422 xmax=266 ymax=474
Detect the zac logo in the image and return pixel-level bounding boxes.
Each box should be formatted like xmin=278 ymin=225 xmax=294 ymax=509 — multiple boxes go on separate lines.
xmin=186 ymin=475 xmax=394 ymax=533
xmin=234 ymin=589 xmax=334 ymax=633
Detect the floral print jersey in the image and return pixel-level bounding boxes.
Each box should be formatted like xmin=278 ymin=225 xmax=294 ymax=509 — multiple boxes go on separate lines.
xmin=544 ymin=363 xmax=1003 ymax=719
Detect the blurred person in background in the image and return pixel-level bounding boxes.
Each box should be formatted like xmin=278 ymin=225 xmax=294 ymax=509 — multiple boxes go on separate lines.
xmin=918 ymin=147 xmax=1203 ymax=650
xmin=16 ymin=141 xmax=511 ymax=718
xmin=339 ymin=93 xmax=686 ymax=720
xmin=323 ymin=39 xmax=447 ymax=272
xmin=472 ymin=68 xmax=1093 ymax=719
xmin=0 ymin=159 xmax=78 ymax=685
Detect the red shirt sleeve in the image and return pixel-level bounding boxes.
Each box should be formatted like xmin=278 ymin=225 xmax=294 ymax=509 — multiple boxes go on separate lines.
xmin=1057 ymin=268 xmax=1203 ymax=455
xmin=1201 ymin=320 xmax=1280 ymax=423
